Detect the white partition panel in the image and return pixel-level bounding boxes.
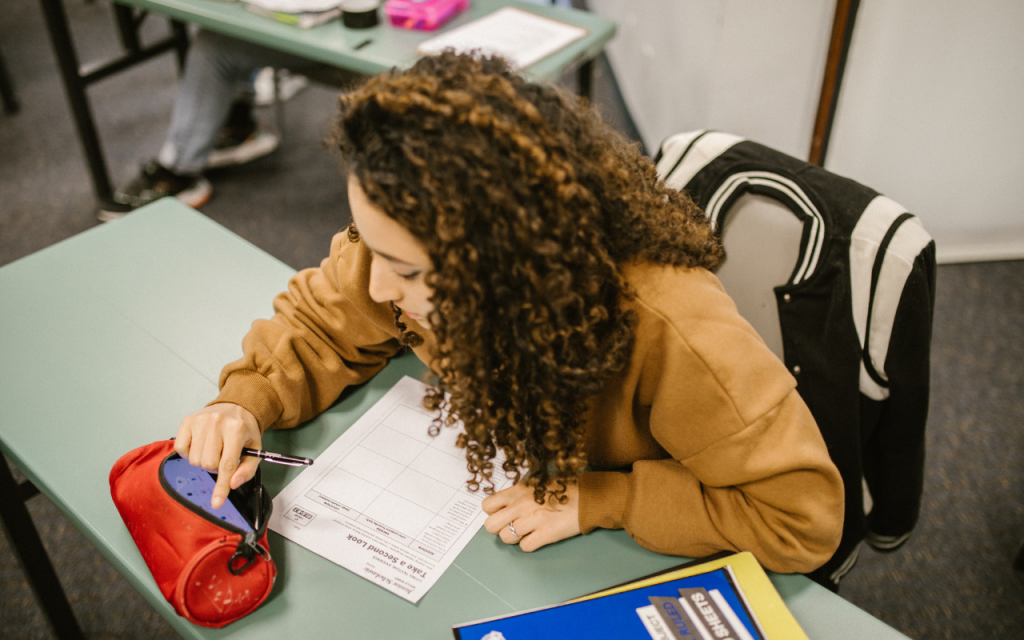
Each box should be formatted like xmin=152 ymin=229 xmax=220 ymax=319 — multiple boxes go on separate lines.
xmin=826 ymin=0 xmax=1024 ymax=263
xmin=588 ymin=0 xmax=833 ymax=159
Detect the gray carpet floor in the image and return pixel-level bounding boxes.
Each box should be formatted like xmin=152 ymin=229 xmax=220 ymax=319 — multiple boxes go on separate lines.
xmin=2 ymin=1 xmax=1022 ymax=638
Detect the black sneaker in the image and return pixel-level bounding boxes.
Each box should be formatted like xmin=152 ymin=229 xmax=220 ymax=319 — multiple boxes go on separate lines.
xmin=206 ymin=100 xmax=279 ymax=169
xmin=98 ymin=161 xmax=212 ymax=222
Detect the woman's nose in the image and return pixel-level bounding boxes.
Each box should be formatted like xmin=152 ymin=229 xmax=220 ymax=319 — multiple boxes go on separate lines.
xmin=367 ymin=257 xmax=400 ymax=304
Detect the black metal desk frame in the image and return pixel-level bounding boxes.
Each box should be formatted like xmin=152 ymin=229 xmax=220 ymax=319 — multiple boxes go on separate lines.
xmin=0 ymin=41 xmax=19 ymax=113
xmin=39 ymin=0 xmax=189 ymax=204
xmin=0 ymin=458 xmax=84 ymax=639
xmin=39 ymin=0 xmax=596 ymax=206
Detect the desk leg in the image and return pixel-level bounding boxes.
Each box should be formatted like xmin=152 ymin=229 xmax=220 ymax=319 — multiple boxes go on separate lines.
xmin=38 ymin=0 xmax=114 ymax=203
xmin=0 ymin=458 xmax=85 ymax=640
xmin=171 ymin=20 xmax=190 ymax=73
xmin=113 ymin=4 xmax=144 ymax=55
xmin=0 ymin=44 xmax=19 ymax=114
xmin=576 ymin=58 xmax=593 ymax=102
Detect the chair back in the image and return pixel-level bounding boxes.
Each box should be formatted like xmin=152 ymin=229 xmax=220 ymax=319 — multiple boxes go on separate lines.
xmin=655 ymin=130 xmax=937 ymax=589
xmin=713 ymin=193 xmax=803 ymax=360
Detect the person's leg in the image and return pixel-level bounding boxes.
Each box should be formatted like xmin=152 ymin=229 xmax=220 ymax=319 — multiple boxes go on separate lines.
xmin=102 ymin=31 xmax=324 ymax=219
xmin=102 ymin=31 xmax=363 ymax=219
xmin=157 ymin=29 xmax=314 ymax=175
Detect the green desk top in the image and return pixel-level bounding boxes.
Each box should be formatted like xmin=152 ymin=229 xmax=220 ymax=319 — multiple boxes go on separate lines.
xmin=115 ymin=0 xmax=616 ymax=80
xmin=0 ymin=200 xmax=907 ymax=639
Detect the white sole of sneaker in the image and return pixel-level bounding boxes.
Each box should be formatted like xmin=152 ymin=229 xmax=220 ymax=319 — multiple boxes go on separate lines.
xmin=206 ymin=131 xmax=280 ymax=169
xmin=254 ymin=68 xmax=309 ymax=106
xmin=96 ymin=208 xmax=127 ymax=223
xmin=176 ymin=177 xmax=213 ymax=208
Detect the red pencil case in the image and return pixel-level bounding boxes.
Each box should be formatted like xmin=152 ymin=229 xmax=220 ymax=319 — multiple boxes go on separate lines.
xmin=109 ymin=440 xmax=277 ymax=628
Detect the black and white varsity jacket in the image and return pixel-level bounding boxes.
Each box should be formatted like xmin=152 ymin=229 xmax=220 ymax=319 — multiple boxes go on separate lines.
xmin=655 ymin=131 xmax=937 ymax=587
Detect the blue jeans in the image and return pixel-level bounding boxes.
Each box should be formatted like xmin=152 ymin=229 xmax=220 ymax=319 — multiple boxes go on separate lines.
xmin=158 ymin=30 xmax=356 ymax=175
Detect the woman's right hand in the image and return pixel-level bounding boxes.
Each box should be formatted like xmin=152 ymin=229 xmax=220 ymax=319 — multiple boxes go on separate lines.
xmin=174 ymin=403 xmax=262 ymax=509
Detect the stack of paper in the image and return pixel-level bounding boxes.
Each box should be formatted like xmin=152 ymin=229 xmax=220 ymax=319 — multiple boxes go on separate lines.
xmin=417 ymin=6 xmax=589 ymax=69
xmin=244 ymin=0 xmax=343 ymax=29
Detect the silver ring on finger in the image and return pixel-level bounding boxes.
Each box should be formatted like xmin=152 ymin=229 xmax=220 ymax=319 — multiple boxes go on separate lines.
xmin=508 ymin=522 xmax=519 ymax=538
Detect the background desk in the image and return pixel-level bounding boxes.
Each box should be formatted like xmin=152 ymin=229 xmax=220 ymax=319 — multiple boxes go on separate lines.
xmin=0 ymin=199 xmax=908 ymax=639
xmin=39 ymin=0 xmax=616 ymax=204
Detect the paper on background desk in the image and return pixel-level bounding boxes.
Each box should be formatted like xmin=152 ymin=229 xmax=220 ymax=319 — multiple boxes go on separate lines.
xmin=243 ymin=0 xmax=340 ymax=12
xmin=270 ymin=376 xmax=511 ymax=603
xmin=417 ymin=6 xmax=588 ymax=70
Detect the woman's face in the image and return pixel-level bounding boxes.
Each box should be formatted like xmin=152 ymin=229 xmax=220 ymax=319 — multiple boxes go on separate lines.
xmin=348 ymin=174 xmax=435 ymax=325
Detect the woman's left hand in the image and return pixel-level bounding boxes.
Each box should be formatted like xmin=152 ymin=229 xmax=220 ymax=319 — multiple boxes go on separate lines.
xmin=482 ymin=481 xmax=581 ymax=552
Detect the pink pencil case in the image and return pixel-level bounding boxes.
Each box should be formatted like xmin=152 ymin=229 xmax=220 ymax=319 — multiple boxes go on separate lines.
xmin=384 ymin=0 xmax=470 ymax=31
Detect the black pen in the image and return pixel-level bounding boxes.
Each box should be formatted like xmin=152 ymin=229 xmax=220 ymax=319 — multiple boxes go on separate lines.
xmin=168 ymin=438 xmax=313 ymax=466
xmin=241 ymin=448 xmax=314 ymax=467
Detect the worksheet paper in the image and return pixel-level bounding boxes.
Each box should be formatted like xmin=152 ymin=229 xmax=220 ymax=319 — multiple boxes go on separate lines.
xmin=417 ymin=6 xmax=588 ymax=70
xmin=269 ymin=376 xmax=511 ymax=603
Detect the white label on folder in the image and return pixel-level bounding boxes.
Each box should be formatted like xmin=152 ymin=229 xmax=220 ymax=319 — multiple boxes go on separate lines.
xmin=709 ymin=589 xmax=757 ymax=640
xmin=637 ymin=605 xmax=676 ymax=640
xmin=269 ymin=376 xmax=511 ymax=603
xmin=677 ymin=598 xmax=715 ymax=640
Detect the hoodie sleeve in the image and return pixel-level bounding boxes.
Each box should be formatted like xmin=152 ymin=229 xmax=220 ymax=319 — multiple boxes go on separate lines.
xmin=212 ymin=232 xmax=404 ymax=431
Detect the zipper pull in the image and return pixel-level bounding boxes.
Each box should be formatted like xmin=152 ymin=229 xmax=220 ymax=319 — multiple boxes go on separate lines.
xmin=228 ymin=531 xmax=271 ymax=575
xmin=246 ymin=530 xmax=272 ymax=562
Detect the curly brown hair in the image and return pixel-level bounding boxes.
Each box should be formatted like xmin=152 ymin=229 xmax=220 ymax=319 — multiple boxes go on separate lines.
xmin=334 ymin=51 xmax=721 ymax=504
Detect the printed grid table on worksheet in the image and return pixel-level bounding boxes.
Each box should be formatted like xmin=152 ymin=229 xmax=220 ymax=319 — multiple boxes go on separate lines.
xmin=271 ymin=376 xmax=517 ymax=601
xmin=284 ymin=398 xmax=511 ymax=560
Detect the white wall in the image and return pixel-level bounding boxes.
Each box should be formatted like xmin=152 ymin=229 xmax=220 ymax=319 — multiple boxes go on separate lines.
xmin=588 ymin=0 xmax=833 ymax=159
xmin=826 ymin=0 xmax=1024 ymax=263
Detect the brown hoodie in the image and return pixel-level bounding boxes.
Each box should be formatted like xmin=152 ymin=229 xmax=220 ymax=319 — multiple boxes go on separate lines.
xmin=214 ymin=231 xmax=843 ymax=574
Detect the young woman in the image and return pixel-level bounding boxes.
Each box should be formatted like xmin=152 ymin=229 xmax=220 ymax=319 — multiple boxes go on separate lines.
xmin=175 ymin=52 xmax=843 ymax=574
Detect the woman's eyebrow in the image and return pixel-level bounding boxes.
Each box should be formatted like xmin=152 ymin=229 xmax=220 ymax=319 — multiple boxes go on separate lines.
xmin=364 ymin=243 xmax=417 ymax=266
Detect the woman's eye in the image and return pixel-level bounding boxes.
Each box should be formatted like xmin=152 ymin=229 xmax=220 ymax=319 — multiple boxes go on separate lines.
xmin=398 ymin=271 xmax=420 ymax=281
